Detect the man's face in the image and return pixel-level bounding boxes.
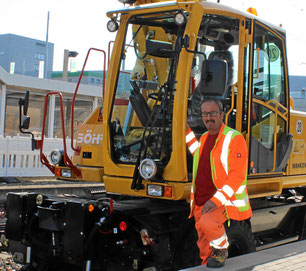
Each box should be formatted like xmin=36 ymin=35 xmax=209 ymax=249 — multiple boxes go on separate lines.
xmin=201 ymin=101 xmax=224 ymax=134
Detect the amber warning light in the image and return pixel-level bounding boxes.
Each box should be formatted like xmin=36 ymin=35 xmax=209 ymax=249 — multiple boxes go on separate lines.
xmin=88 ymin=204 xmax=95 ymax=212
xmin=247 ymin=7 xmax=258 ymax=16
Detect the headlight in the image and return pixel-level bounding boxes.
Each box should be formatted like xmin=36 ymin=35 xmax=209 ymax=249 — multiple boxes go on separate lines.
xmin=147 ymin=185 xmax=173 ymax=198
xmin=147 ymin=185 xmax=163 ymax=197
xmin=107 ymin=19 xmax=119 ymax=32
xmin=49 ymin=149 xmax=63 ymax=165
xmin=61 ymin=169 xmax=72 ymax=178
xmin=139 ymin=159 xmax=158 ymax=180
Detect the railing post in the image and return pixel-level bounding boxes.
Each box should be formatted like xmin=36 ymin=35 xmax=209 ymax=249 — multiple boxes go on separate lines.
xmin=48 ymin=95 xmax=55 ymax=138
xmin=5 ymin=136 xmax=9 ymax=176
xmin=0 ymin=84 xmax=6 ymax=136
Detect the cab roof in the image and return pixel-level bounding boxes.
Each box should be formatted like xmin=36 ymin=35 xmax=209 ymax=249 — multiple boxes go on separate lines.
xmin=107 ymin=0 xmax=286 ymax=36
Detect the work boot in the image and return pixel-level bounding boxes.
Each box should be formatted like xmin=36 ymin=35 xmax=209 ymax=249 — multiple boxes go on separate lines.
xmin=206 ymin=248 xmax=228 ymax=268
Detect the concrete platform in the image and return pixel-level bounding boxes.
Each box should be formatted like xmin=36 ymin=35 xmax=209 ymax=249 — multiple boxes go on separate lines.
xmin=182 ymin=240 xmax=306 ymax=271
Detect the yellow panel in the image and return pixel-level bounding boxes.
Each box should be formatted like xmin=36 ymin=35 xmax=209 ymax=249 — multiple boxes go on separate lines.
xmin=247 ymin=177 xmax=282 ymax=199
xmin=288 ymin=111 xmax=306 ymax=175
xmin=281 ymin=175 xmax=306 ymax=188
xmin=104 ymin=176 xmax=191 ymax=200
xmin=73 ymin=106 xmax=104 ymax=167
xmin=55 ymin=166 xmax=104 ymax=183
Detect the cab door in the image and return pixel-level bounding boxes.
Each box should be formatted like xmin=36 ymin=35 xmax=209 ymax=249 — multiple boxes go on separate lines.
xmin=248 ymin=22 xmax=291 ymax=175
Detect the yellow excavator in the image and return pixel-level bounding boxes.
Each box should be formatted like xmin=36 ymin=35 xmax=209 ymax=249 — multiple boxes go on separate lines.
xmin=5 ymin=0 xmax=306 ymax=270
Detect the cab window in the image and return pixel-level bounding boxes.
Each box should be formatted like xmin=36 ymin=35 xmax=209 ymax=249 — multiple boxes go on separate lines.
xmin=249 ymin=23 xmax=289 ymax=175
xmin=252 ymin=25 xmax=286 ymax=106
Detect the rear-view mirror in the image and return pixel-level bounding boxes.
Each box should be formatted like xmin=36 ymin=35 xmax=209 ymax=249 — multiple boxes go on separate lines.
xmin=20 ymin=90 xmax=30 ymax=115
xmin=21 ymin=116 xmax=31 ymax=130
xmin=24 ymin=91 xmax=29 ymax=115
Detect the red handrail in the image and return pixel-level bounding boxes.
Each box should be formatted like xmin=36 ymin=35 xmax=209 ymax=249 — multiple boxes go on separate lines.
xmin=40 ymin=92 xmax=81 ymax=177
xmin=70 ymin=48 xmax=106 ymax=153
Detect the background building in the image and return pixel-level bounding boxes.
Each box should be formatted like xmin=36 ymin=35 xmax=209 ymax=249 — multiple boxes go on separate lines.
xmin=0 ymin=33 xmax=54 ymax=78
xmin=0 ymin=66 xmax=102 ymax=177
xmin=52 ymin=71 xmax=105 ymax=86
xmin=289 ymin=75 xmax=306 ymax=111
xmin=51 ymin=70 xmax=131 ymax=95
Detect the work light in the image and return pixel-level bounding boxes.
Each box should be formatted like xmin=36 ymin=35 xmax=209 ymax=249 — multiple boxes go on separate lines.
xmin=50 ymin=149 xmax=64 ymax=165
xmin=139 ymin=159 xmax=158 ymax=180
xmin=107 ymin=19 xmax=119 ymax=32
xmin=174 ymin=11 xmax=187 ymax=26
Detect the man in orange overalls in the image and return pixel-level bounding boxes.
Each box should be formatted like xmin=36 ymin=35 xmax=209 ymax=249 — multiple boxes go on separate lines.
xmin=186 ymin=97 xmax=252 ymax=268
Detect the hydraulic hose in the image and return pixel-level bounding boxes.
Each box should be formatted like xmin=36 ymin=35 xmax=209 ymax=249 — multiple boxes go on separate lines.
xmin=84 ymin=217 xmax=107 ymax=258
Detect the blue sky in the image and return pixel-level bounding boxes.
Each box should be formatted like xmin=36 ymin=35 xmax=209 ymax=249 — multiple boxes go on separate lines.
xmin=1 ymin=0 xmax=305 ymax=75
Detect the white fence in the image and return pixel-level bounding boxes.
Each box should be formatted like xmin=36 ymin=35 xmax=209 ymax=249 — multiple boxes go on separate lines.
xmin=0 ymin=135 xmax=73 ymax=177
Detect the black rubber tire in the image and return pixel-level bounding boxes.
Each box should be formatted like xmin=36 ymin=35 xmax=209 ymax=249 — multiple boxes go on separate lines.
xmin=173 ymin=218 xmax=201 ymax=269
xmin=225 ymin=220 xmax=256 ymax=258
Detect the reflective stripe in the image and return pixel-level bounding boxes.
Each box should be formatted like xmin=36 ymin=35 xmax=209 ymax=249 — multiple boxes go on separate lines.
xmin=189 ymin=141 xmax=199 ymax=154
xmin=222 ymin=185 xmax=234 ymax=198
xmin=225 ymin=195 xmax=249 ymax=208
xmin=214 ymin=191 xmax=227 ymax=205
xmin=212 ymin=233 xmax=227 ymax=245
xmin=212 ymin=157 xmax=217 ymax=180
xmin=236 ymin=184 xmax=246 ymax=194
xmin=186 ymin=132 xmax=195 ymax=143
xmin=210 ymin=233 xmax=229 ymax=249
xmin=237 ymin=201 xmax=251 ymax=212
xmin=220 ymin=131 xmax=233 ymax=175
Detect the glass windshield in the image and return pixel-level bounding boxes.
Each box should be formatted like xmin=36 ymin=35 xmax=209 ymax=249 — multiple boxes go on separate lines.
xmin=110 ymin=11 xmax=183 ymax=164
xmin=187 ymin=14 xmax=240 ymax=134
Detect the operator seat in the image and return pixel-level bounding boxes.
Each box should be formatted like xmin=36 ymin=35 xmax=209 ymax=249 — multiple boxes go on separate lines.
xmin=208 ymin=50 xmax=234 ymax=98
xmin=188 ymin=50 xmax=234 ymax=135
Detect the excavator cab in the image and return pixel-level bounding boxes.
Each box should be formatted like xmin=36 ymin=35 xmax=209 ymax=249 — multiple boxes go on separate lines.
xmin=104 ymin=2 xmax=293 ymax=199
xmin=105 ymin=8 xmax=242 ymax=197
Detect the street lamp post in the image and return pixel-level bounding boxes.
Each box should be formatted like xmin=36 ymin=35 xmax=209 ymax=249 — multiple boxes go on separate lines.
xmin=62 ymin=49 xmax=78 ymax=81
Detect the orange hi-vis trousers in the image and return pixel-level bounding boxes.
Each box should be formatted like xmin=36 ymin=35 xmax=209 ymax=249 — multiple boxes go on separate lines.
xmin=194 ymin=205 xmax=229 ymax=265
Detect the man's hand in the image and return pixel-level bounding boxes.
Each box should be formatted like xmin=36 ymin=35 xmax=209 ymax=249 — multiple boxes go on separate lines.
xmin=201 ymin=200 xmax=217 ymax=214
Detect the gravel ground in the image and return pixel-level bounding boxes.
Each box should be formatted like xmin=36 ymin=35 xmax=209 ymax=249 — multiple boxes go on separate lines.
xmin=0 ymin=252 xmax=22 ymax=271
xmin=1 ymin=207 xmax=21 ymax=271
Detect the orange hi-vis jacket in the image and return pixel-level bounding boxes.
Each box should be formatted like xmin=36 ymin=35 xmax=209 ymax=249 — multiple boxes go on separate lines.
xmin=186 ymin=123 xmax=252 ymax=221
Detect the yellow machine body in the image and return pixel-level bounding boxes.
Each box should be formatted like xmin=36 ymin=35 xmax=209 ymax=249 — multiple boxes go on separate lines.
xmin=8 ymin=2 xmax=306 ymax=270
xmin=53 ymin=0 xmax=306 ymax=203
